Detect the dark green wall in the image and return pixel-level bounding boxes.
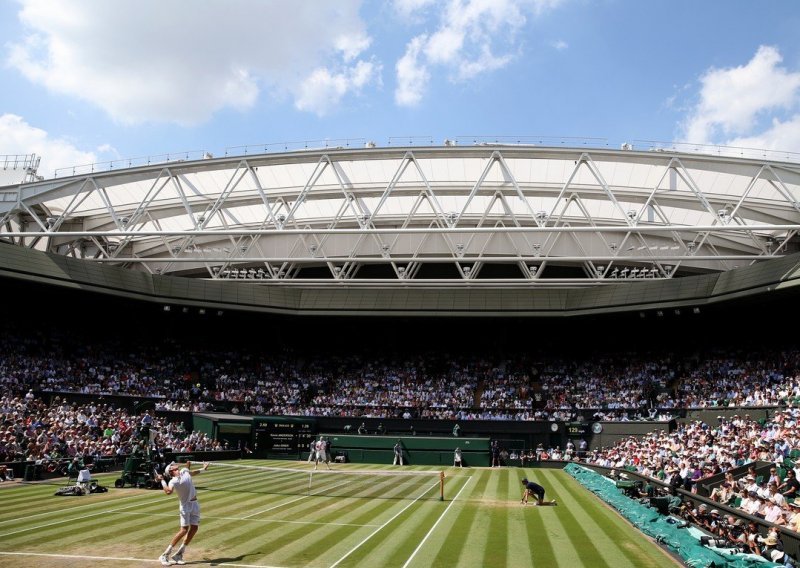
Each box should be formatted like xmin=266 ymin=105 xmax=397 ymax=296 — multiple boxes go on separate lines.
xmin=322 ymin=435 xmax=490 ymax=467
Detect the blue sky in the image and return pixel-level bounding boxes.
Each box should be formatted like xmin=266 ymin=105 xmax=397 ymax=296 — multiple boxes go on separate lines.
xmin=1 ymin=0 xmax=799 ymax=177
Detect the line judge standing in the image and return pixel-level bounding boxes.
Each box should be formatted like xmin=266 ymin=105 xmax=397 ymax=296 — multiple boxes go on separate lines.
xmin=393 ymin=440 xmax=404 ymax=466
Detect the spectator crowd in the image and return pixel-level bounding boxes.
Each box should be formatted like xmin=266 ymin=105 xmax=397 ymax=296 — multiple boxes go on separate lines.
xmin=2 ymin=330 xmax=799 ymax=421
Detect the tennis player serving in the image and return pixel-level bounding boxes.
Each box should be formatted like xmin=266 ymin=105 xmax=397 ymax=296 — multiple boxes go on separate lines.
xmin=155 ymin=460 xmax=209 ymax=565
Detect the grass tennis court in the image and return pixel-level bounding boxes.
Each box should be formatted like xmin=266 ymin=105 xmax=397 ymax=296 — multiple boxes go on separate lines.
xmin=0 ymin=460 xmax=680 ymax=567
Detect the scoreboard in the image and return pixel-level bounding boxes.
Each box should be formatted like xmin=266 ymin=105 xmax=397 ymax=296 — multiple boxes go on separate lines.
xmin=565 ymin=422 xmax=589 ymax=437
xmin=253 ymin=417 xmax=316 ymax=455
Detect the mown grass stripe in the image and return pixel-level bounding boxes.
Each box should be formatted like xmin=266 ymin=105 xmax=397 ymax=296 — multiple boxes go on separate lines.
xmin=424 ymin=470 xmax=486 ymax=567
xmin=2 ymin=497 xmax=174 ymax=549
xmin=497 ymin=468 xmax=566 ymax=566
xmin=233 ymin=487 xmax=412 ymax=565
xmin=550 ymin=471 xmax=678 ymax=567
xmin=506 ymin=492 xmax=536 ymax=568
xmin=544 ymin=471 xmax=639 ymax=566
xmin=0 ymin=489 xmax=153 ymax=523
xmin=336 ymin=477 xmax=470 ymax=568
xmin=368 ymin=496 xmax=453 ymax=568
xmin=0 ymin=462 xmax=682 ymax=568
xmin=533 ymin=470 xmax=611 ymax=568
xmin=295 ymin=499 xmax=433 ymax=567
xmin=481 ymin=468 xmax=509 ymax=567
xmin=259 ymin=491 xmax=389 ymax=526
xmin=426 ymin=469 xmax=491 ymax=568
xmin=328 ymin=479 xmax=443 ymax=568
xmin=0 ymin=493 xmax=167 ymax=544
xmin=397 ymin=475 xmax=473 ymax=568
xmin=403 ymin=473 xmax=479 ymax=567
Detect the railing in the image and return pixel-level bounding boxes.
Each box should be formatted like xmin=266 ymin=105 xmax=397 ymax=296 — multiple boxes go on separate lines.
xmin=48 ymin=136 xmax=800 ymax=180
xmin=633 ymin=139 xmax=800 ymax=163
xmin=53 ymin=150 xmax=209 ymax=178
xmin=225 ymin=138 xmax=368 ymax=156
xmin=1 ymin=153 xmax=38 ymax=170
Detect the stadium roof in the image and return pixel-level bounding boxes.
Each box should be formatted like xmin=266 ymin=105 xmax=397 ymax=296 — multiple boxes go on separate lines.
xmin=1 ymin=144 xmax=799 ymax=289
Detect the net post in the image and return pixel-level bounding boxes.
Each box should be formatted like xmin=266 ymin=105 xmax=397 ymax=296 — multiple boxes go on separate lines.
xmin=440 ymin=471 xmax=445 ymax=501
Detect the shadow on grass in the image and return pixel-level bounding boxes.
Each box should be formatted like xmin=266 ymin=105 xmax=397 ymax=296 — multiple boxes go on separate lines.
xmin=202 ymin=552 xmax=261 ymax=565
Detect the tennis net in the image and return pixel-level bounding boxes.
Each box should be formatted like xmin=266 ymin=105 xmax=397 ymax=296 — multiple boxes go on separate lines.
xmin=199 ymin=461 xmax=446 ymax=501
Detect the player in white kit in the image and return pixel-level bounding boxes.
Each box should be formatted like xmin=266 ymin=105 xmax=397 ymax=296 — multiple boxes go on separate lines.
xmin=155 ymin=461 xmax=209 ymax=565
xmin=314 ymin=437 xmax=331 ymax=470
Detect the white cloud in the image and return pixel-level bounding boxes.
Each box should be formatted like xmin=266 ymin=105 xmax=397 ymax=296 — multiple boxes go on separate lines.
xmin=394 ymin=0 xmax=564 ymax=106
xmin=425 ymin=27 xmax=465 ymax=64
xmin=335 ymin=33 xmax=372 ymax=62
xmin=6 ymin=0 xmax=374 ymax=124
xmin=295 ymin=60 xmax=381 ymax=116
xmin=395 ymin=36 xmax=430 ymax=106
xmin=552 ymin=40 xmax=568 ymax=51
xmin=682 ymin=46 xmax=800 ymax=149
xmin=393 ymin=0 xmax=438 ymax=20
xmin=724 ymin=116 xmax=800 ymax=155
xmin=0 ymin=114 xmax=98 ymax=177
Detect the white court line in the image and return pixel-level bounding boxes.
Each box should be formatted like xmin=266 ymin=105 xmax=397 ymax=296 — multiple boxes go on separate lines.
xmin=0 ymin=496 xmax=165 ymax=539
xmin=241 ymin=477 xmax=355 ymax=519
xmin=116 ymin=510 xmax=380 ymax=527
xmin=401 ymin=476 xmax=472 ymax=568
xmin=2 ymin=465 xmax=352 ymax=541
xmin=3 ymin=465 xmax=263 ymax=526
xmin=329 ymin=479 xmax=442 ymax=568
xmin=242 ymin=495 xmax=310 ymax=519
xmin=0 ymin=468 xmax=255 ymax=538
xmin=2 ymin=490 xmax=156 ymax=525
xmin=0 ymin=551 xmax=287 ymax=568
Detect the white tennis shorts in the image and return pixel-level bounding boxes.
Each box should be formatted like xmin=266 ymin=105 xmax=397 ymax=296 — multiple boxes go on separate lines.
xmin=179 ymin=500 xmax=201 ymax=527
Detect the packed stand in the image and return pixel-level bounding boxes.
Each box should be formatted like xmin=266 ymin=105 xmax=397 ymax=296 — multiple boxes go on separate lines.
xmin=1 ymin=330 xmax=800 ymax=420
xmin=0 ymin=394 xmax=219 ymax=467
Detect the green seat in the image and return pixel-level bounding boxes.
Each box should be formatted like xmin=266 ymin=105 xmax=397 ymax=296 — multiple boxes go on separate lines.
xmin=756 ymin=475 xmax=764 ymax=485
xmin=785 ymin=458 xmax=795 ymax=469
xmin=791 ymin=449 xmax=800 ymax=460
xmin=733 ymin=496 xmax=742 ymax=508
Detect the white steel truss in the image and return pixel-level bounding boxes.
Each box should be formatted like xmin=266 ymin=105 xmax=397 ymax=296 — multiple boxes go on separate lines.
xmin=1 ymin=145 xmax=799 ymax=286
